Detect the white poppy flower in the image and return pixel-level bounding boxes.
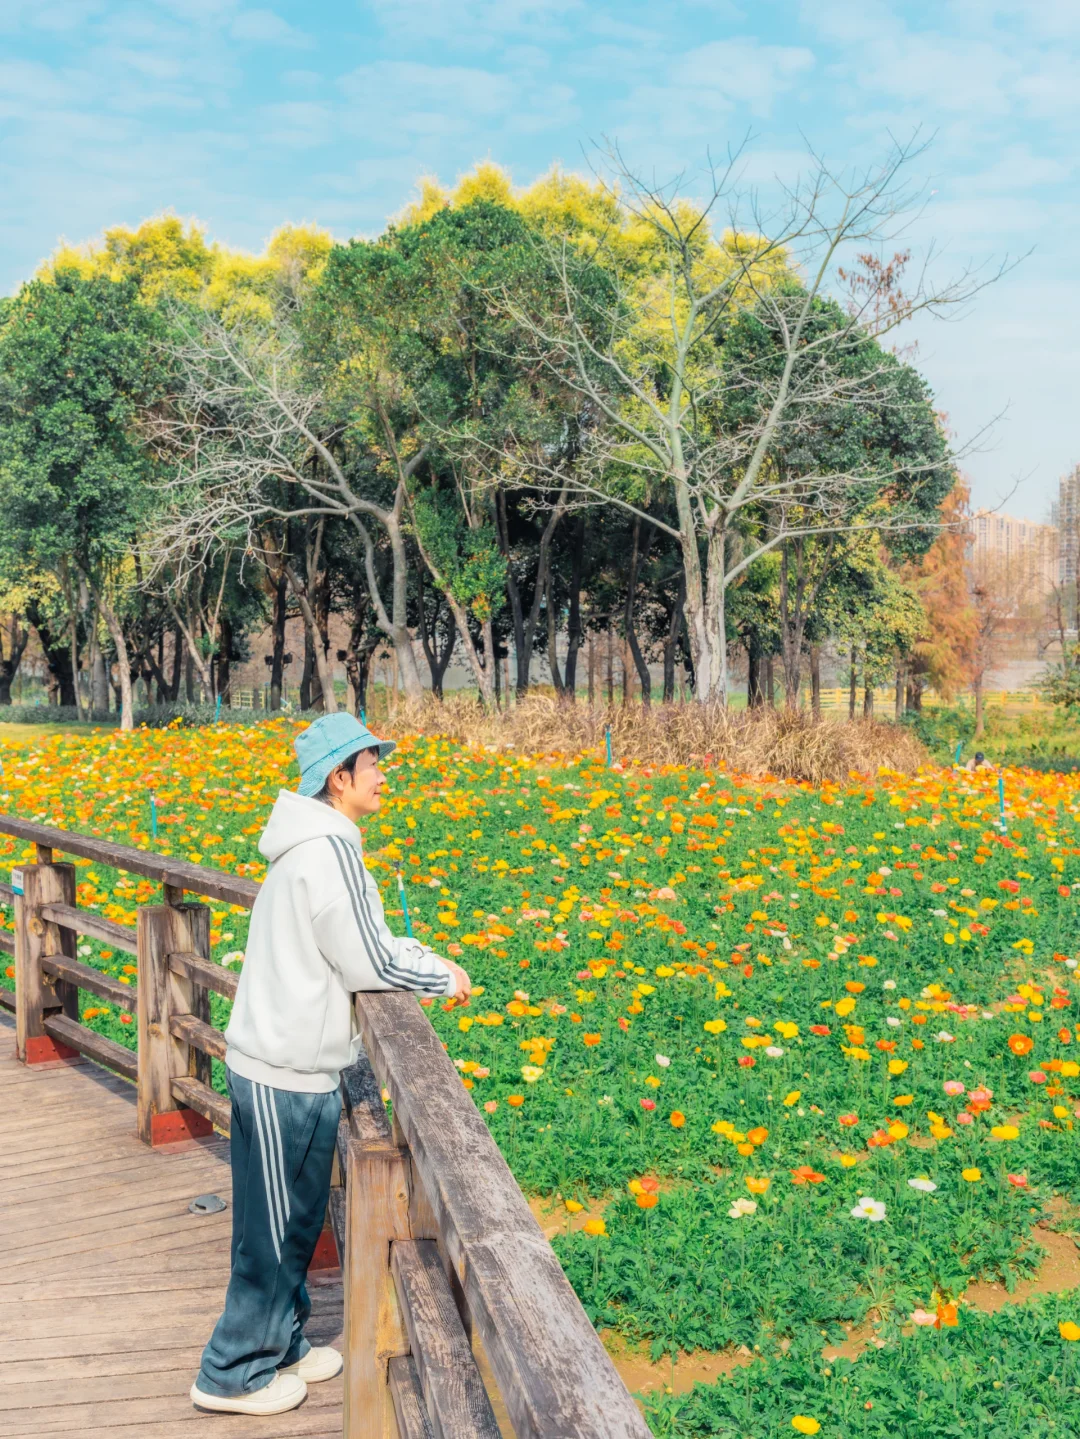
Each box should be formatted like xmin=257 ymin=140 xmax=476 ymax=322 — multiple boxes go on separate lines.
xmin=907 ymin=1177 xmax=937 ymax=1193
xmin=850 ymin=1197 xmax=887 ymax=1222
xmin=728 ymin=1197 xmax=757 ymax=1219
xmin=655 ymin=1053 xmax=671 ymax=1068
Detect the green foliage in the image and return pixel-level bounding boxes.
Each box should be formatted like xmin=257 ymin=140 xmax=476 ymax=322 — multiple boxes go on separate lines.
xmin=644 ymin=1296 xmax=1080 ymax=1437
xmin=0 ymin=268 xmax=161 ymax=576
xmin=1041 ymin=651 xmax=1080 ymax=715
xmin=410 ymin=490 xmax=506 ymax=622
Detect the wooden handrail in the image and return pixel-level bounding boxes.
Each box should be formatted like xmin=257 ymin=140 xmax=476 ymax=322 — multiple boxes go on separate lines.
xmin=40 ymin=953 xmax=135 ymax=1009
xmin=39 ymin=902 xmax=136 ymax=953
xmin=355 ymin=991 xmax=650 ymax=1438
xmin=43 ymin=1013 xmax=138 ymax=1081
xmin=168 ymin=950 xmax=239 ymax=1001
xmin=1 ymin=814 xmax=649 ymax=1438
xmin=0 ymin=813 xmax=259 ymax=908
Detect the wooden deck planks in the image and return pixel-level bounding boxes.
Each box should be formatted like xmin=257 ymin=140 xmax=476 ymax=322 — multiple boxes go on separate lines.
xmin=0 ymin=1015 xmax=344 ymax=1436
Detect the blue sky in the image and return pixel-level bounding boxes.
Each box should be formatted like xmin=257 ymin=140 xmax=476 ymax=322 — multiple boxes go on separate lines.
xmin=3 ymin=0 xmax=1076 ymax=517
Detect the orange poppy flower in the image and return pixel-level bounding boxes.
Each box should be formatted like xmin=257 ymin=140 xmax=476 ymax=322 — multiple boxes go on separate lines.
xmin=790 ymin=1165 xmax=825 ymax=1185
xmin=1008 ymin=1033 xmax=1034 ymax=1056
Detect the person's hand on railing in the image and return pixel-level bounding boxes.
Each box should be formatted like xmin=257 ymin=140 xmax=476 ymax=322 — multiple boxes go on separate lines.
xmin=441 ymin=958 xmax=472 ymax=1004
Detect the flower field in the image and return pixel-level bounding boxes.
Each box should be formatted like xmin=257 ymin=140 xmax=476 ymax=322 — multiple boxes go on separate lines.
xmin=2 ymin=719 xmax=1080 ymax=1436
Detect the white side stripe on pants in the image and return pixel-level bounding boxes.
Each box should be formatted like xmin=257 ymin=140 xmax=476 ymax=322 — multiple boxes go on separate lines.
xmin=262 ymin=1084 xmax=291 ymax=1229
xmin=251 ymin=1083 xmax=289 ymax=1260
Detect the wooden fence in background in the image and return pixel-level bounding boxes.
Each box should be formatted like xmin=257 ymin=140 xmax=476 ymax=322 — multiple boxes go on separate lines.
xmin=0 ymin=815 xmax=648 ymax=1439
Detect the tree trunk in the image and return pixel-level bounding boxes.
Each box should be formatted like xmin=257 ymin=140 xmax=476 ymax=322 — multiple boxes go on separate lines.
xmin=778 ymin=542 xmax=803 ymax=709
xmin=677 ymin=478 xmax=724 ymax=702
xmin=480 ymin=617 xmax=499 ymax=708
xmin=269 ymin=575 xmax=287 ymax=711
xmin=96 ymin=589 xmax=134 ymax=732
xmin=514 ymin=490 xmax=566 ymax=696
xmin=848 ymin=647 xmax=857 ymax=721
xmin=546 ymin=573 xmax=564 ymax=695
xmin=300 ymin=623 xmax=314 ymax=712
xmin=663 ymin=578 xmax=685 ymax=705
xmin=409 ymin=528 xmax=495 ymax=709
xmin=496 ymin=488 xmax=527 ymax=695
xmin=0 ymin=614 xmax=29 ymax=705
xmin=810 ymin=644 xmax=822 ymax=721
xmin=974 ymin=675 xmax=985 ymax=738
xmin=863 ymin=677 xmax=874 ymax=719
xmin=218 ymin=614 xmax=233 ymax=705
xmin=416 ymin=570 xmax=457 ymax=700
xmin=746 ymin=646 xmax=760 ymax=708
xmin=384 ymin=509 xmax=423 ymax=701
xmin=284 ymin=565 xmax=337 ymax=714
xmin=587 ymin=632 xmax=596 ymax=705
xmin=563 ymin=515 xmax=584 ymax=700
xmin=894 ymin=662 xmax=904 ymax=721
xmin=624 ymin=517 xmax=653 ymax=706
xmin=606 ymin=623 xmax=614 ymax=704
xmin=765 ymin=656 xmax=774 ymax=707
xmin=27 ymin=604 xmax=76 ymax=707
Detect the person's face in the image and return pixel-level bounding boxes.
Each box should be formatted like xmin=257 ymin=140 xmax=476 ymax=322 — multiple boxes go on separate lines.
xmin=330 ymin=747 xmax=384 ymax=820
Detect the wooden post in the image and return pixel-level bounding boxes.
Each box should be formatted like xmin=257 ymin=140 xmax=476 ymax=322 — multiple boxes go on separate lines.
xmin=343 ymin=1058 xmax=427 ymax=1439
xmin=137 ymin=898 xmax=212 ymax=1146
xmin=16 ymin=862 xmax=78 ymax=1065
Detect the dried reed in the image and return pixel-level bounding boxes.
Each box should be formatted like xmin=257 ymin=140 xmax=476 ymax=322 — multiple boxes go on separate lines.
xmin=378 ymin=694 xmax=927 ymax=783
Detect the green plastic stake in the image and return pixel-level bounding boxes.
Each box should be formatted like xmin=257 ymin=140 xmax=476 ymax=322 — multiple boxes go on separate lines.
xmin=999 ymin=773 xmax=1006 ymax=830
xmin=396 ymin=870 xmax=413 ymax=938
xmin=955 ymin=741 xmax=963 ymax=763
xmin=605 ymin=727 xmax=613 ymax=767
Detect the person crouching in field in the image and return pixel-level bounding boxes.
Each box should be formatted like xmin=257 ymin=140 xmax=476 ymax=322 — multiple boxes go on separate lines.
xmin=191 ymin=714 xmax=471 ymax=1416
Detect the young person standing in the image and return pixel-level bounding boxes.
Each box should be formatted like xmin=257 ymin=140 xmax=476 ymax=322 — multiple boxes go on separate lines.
xmin=191 ymin=714 xmax=471 ymax=1416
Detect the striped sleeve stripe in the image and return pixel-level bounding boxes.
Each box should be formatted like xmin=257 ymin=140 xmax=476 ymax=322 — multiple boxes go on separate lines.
xmin=329 ymin=835 xmax=449 ymax=993
xmin=331 ymin=835 xmax=443 ymax=991
xmin=328 ymin=835 xmax=401 ymax=985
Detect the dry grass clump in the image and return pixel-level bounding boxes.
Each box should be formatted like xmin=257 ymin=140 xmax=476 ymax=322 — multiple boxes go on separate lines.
xmin=380 ymin=694 xmax=927 ymax=783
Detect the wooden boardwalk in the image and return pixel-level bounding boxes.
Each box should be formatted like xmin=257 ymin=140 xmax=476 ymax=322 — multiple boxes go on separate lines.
xmin=0 ymin=1013 xmax=344 ymax=1438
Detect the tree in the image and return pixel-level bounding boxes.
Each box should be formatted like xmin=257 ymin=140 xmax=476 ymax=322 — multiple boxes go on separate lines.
xmin=512 ymin=139 xmax=1000 ymax=703
xmin=0 ymin=269 xmax=162 ymax=728
xmin=900 ymin=481 xmax=976 ymax=708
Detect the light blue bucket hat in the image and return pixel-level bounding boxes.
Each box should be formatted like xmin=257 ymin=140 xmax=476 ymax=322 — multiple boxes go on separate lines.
xmin=294 ymin=713 xmax=395 ymax=798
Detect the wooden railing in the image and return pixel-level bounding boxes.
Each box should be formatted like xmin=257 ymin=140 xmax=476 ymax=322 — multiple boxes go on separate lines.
xmin=0 ymin=815 xmax=649 ymax=1439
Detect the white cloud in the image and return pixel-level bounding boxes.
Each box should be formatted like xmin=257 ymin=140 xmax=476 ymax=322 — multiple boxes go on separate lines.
xmin=261 ymin=99 xmax=333 ymax=150
xmin=368 ymin=0 xmax=581 ymax=46
xmin=230 ymin=9 xmax=313 ymax=48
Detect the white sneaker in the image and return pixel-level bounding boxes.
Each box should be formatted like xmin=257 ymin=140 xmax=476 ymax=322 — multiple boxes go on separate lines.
xmin=191 ymin=1372 xmax=308 ymax=1414
xmin=281 ymin=1345 xmax=343 ymax=1383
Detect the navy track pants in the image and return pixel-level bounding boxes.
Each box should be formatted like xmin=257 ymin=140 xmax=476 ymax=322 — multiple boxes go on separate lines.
xmin=196 ymin=1069 xmax=342 ymax=1397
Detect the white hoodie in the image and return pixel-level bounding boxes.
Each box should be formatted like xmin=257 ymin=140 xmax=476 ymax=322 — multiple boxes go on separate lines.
xmin=224 ymin=790 xmax=456 ymax=1092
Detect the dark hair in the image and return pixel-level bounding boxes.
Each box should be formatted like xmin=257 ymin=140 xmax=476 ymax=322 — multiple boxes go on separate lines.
xmin=975 ymin=752 xmax=985 ymax=763
xmin=313 ymin=746 xmax=375 ymax=804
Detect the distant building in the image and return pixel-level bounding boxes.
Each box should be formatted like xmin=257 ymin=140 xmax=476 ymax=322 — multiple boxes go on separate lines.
xmin=1059 ymin=464 xmax=1080 ymax=586
xmin=971 ymin=508 xmax=1058 ymax=595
